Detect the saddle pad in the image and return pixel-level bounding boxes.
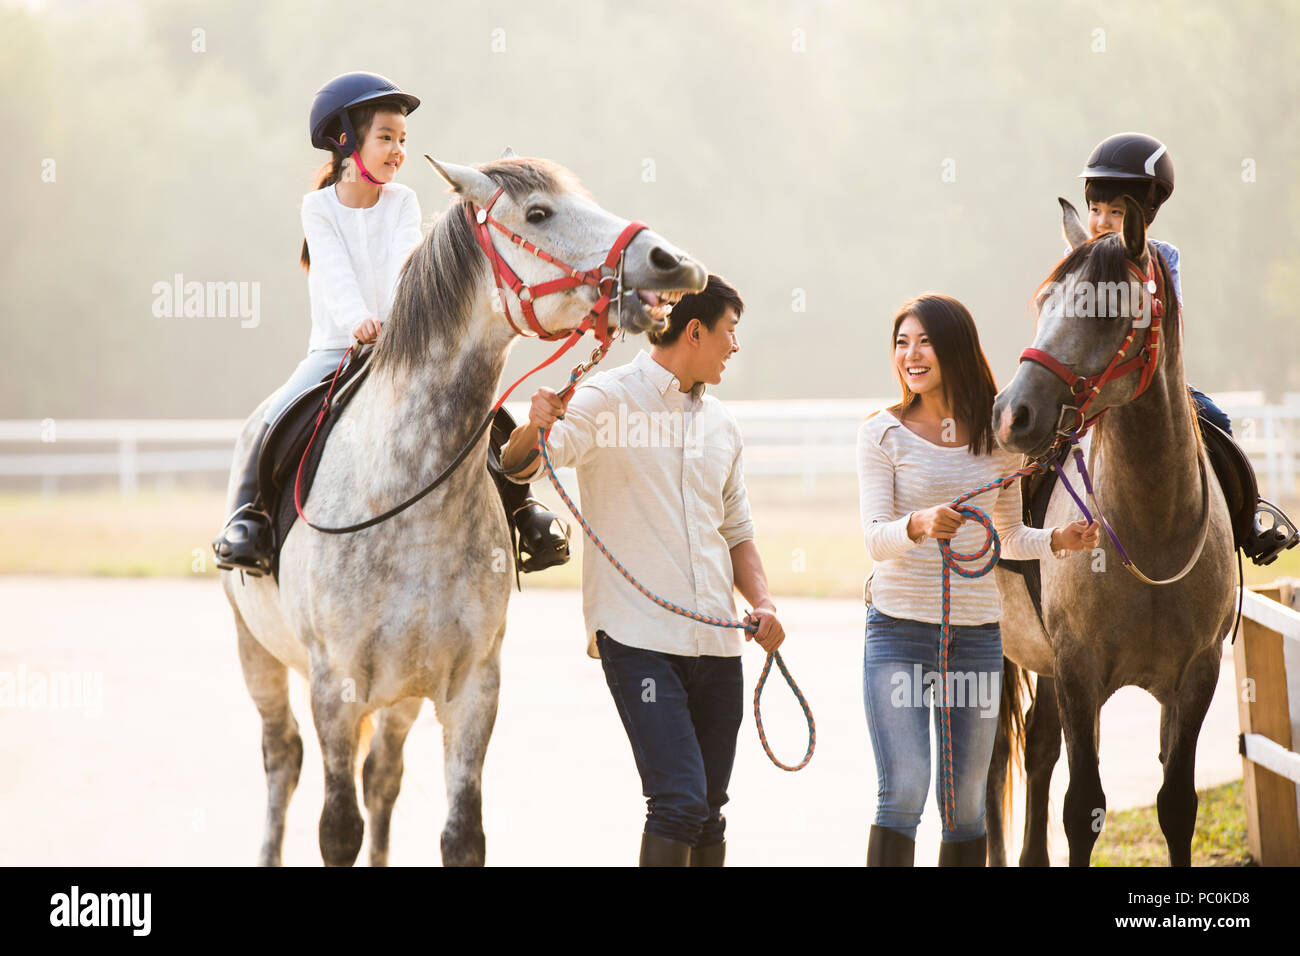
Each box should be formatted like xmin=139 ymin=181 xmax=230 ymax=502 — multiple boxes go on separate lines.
xmin=256 ymin=345 xmax=374 ymax=579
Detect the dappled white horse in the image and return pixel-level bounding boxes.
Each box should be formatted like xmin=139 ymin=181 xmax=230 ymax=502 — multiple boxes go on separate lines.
xmin=221 ymin=154 xmax=705 ymax=866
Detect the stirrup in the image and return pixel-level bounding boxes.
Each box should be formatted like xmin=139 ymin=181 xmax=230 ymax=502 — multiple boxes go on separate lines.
xmin=1243 ymin=498 xmax=1300 ymax=567
xmin=212 ymin=503 xmax=273 ymax=577
xmin=512 ymin=498 xmax=571 ymax=573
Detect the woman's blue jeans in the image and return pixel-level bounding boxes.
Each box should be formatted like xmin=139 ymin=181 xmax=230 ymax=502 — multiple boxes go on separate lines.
xmin=863 ymin=606 xmax=1003 ymax=842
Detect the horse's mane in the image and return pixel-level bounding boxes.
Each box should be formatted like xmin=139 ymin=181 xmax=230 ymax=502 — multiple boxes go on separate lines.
xmin=374 ymin=158 xmax=588 ymax=373
xmin=1032 ymin=232 xmax=1182 ymax=337
xmin=1036 ymin=232 xmax=1197 ymax=450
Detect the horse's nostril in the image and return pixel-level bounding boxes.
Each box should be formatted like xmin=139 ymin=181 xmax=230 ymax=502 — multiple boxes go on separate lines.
xmin=648 ymin=246 xmax=681 ymax=271
xmin=1011 ymin=404 xmax=1032 ymax=433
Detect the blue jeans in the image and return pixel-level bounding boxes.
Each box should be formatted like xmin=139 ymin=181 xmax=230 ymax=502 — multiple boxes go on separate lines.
xmin=596 ymin=630 xmax=743 ymax=846
xmin=1190 ymin=386 xmax=1232 ymax=436
xmin=262 ymin=348 xmax=350 ymax=425
xmin=863 ymin=606 xmax=1002 ymax=842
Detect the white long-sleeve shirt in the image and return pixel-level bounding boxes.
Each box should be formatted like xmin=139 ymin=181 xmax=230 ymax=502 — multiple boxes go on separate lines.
xmin=857 ymin=409 xmax=1059 ymax=626
xmin=300 ymin=182 xmax=423 ymax=351
xmin=509 ymin=349 xmax=756 ymax=659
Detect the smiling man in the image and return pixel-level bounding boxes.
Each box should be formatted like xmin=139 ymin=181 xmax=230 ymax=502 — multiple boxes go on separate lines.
xmin=500 ymin=273 xmax=785 ymax=867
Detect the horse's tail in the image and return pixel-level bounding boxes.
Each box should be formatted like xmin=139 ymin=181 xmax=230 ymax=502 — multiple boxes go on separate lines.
xmin=999 ymin=657 xmax=1031 ymax=824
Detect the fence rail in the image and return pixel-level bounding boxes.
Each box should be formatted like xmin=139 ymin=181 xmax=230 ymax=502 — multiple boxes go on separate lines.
xmin=3 ymin=392 xmax=1300 ymax=497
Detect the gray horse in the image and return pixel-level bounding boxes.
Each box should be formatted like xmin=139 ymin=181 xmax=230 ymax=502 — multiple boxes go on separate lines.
xmin=985 ymin=200 xmax=1236 ymax=866
xmin=220 ymin=154 xmax=705 ymax=866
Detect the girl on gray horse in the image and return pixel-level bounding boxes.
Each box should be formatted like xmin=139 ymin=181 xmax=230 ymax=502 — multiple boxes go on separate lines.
xmin=213 ymin=71 xmax=569 ymax=576
xmin=1076 ymin=132 xmax=1298 ymax=566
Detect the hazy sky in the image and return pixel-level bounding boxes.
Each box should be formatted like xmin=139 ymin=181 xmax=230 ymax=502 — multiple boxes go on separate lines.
xmin=3 ymin=0 xmax=1296 ymax=418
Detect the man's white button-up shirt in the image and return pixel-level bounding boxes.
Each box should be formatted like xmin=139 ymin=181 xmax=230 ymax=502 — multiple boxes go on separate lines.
xmin=512 ymin=349 xmax=755 ymax=659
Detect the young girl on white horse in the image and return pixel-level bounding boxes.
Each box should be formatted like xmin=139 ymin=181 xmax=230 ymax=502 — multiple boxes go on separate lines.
xmin=213 ymin=71 xmax=569 ymax=575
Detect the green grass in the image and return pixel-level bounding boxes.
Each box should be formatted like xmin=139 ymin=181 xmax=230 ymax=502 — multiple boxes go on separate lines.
xmin=1 ymin=482 xmax=1296 ymax=600
xmin=1091 ymin=779 xmax=1254 ymax=866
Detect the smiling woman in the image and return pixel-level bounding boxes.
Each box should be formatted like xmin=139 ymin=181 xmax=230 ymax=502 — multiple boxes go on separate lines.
xmin=856 ymin=292 xmax=1098 ymax=868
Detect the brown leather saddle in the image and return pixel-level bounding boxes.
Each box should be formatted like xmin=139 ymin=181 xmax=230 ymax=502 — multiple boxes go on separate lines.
xmin=255 ymin=345 xmax=375 ymax=579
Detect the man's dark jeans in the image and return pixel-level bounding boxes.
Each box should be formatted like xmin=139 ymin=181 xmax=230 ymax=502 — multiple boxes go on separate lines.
xmin=596 ymin=630 xmax=743 ymax=847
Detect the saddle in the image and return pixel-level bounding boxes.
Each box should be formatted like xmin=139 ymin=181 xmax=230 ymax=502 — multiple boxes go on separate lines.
xmin=998 ymin=409 xmax=1264 ymax=624
xmin=249 ymin=347 xmax=553 ymax=584
xmin=255 ymin=345 xmax=375 ymax=580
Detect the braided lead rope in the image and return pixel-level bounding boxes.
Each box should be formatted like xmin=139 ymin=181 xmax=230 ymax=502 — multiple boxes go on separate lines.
xmin=536 ymin=360 xmax=816 ymax=771
xmin=934 ymin=465 xmax=1042 ymax=831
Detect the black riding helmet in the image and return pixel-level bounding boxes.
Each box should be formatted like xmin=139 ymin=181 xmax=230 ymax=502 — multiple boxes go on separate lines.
xmin=1079 ymin=132 xmax=1175 ymax=224
xmin=309 ymin=71 xmax=420 ymax=159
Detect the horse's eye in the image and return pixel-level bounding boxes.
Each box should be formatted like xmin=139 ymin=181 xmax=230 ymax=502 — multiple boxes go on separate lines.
xmin=526 ymin=206 xmax=551 ymax=224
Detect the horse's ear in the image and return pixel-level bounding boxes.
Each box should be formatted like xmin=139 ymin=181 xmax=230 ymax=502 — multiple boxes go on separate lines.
xmin=1059 ymin=197 xmax=1089 ymax=251
xmin=500 ymin=146 xmax=517 ymax=159
xmin=1121 ymin=195 xmax=1149 ymax=267
xmin=424 ymin=155 xmax=498 ymax=207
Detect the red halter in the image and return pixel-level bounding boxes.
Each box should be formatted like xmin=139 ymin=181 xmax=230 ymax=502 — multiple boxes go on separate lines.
xmin=467 ymin=187 xmax=648 ymax=346
xmin=1018 ymin=253 xmax=1164 ymax=441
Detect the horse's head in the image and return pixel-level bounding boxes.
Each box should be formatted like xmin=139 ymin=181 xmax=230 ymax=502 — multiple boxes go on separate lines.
xmin=992 ymin=196 xmax=1169 ymax=457
xmin=427 ymin=152 xmax=706 ymax=340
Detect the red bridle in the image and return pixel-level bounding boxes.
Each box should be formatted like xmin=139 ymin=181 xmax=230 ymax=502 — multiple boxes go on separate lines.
xmin=467 ymin=186 xmax=648 ymax=346
xmin=1018 ymin=254 xmax=1165 ymax=441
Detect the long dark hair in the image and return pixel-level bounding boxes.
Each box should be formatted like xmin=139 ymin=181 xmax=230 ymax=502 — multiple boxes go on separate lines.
xmin=299 ymin=99 xmax=409 ymax=270
xmin=889 ymin=293 xmax=997 ymax=456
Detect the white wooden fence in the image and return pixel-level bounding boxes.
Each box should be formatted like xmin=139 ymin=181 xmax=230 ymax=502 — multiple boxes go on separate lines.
xmin=2 ymin=392 xmax=1299 ymax=497
xmin=1234 ymin=580 xmax=1300 ymax=865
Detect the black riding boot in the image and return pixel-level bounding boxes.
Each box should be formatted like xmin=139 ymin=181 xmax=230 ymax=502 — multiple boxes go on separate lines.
xmin=1245 ymin=499 xmax=1300 ymax=566
xmin=488 ymin=407 xmax=571 ymax=573
xmin=1199 ymin=411 xmax=1300 ymax=566
xmin=690 ymin=840 xmax=726 ymax=867
xmin=212 ymin=422 xmax=273 ymax=577
xmin=639 ymin=832 xmax=691 ymax=867
xmin=938 ymin=834 xmax=988 ymax=867
xmin=867 ymin=824 xmax=915 ymax=867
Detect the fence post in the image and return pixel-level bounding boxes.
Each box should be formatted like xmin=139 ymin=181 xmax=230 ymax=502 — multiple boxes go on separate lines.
xmin=1233 ymin=583 xmax=1300 ymax=865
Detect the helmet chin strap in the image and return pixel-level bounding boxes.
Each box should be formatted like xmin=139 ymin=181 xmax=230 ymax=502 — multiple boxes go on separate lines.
xmin=348 ymin=150 xmax=385 ymax=186
xmin=325 ymin=132 xmax=386 ymax=186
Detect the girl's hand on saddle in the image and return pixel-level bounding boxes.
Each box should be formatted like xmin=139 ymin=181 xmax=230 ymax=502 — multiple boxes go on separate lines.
xmin=1051 ymin=519 xmax=1101 ymax=553
xmin=528 ymin=387 xmax=571 ymax=430
xmin=907 ymin=505 xmax=966 ymax=542
xmin=353 ymin=317 xmax=382 ymax=344
xmin=743 ymin=605 xmax=785 ymax=654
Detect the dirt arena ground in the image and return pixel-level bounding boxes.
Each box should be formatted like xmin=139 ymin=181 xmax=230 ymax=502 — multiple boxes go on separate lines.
xmin=0 ymin=577 xmax=1245 ymax=866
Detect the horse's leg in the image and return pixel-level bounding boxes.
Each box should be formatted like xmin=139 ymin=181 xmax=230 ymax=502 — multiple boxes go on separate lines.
xmin=435 ymin=653 xmax=502 ymax=867
xmin=362 ymin=697 xmax=423 ymax=867
xmin=309 ymin=670 xmax=367 ymax=867
xmin=1019 ymin=674 xmax=1062 ymax=867
xmin=1156 ymin=648 xmax=1220 ymax=866
xmin=1052 ymin=655 xmax=1105 ymax=866
xmin=986 ymin=715 xmax=1009 ymax=867
xmin=234 ymin=608 xmax=303 ymax=867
